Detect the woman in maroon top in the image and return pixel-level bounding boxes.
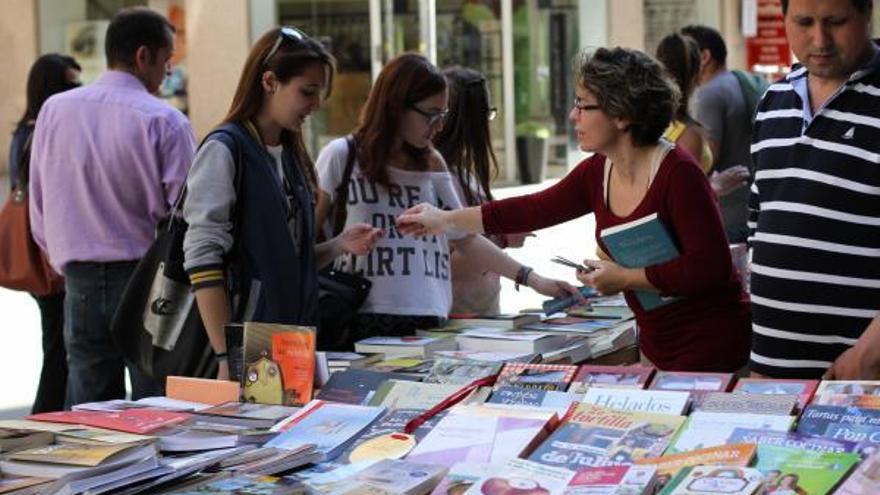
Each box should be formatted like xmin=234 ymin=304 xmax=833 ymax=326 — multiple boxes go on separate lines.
xmin=398 ymin=47 xmax=751 ymax=372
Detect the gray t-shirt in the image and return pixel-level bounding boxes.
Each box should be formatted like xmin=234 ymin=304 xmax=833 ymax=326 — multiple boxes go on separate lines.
xmin=693 ymin=70 xmax=752 ymax=242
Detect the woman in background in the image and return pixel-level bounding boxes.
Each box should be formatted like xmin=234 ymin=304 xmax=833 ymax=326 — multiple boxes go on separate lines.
xmin=433 ymin=67 xmax=530 ymax=314
xmin=10 ymin=54 xmax=81 ymax=412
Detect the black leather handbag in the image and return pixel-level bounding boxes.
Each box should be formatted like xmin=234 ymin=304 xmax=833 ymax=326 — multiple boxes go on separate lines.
xmin=110 ymin=129 xmax=244 ymax=388
xmin=317 ymin=136 xmax=372 ymax=350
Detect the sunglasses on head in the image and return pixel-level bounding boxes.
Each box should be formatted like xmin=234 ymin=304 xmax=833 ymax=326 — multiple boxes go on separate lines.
xmin=263 ymin=26 xmax=308 ymax=66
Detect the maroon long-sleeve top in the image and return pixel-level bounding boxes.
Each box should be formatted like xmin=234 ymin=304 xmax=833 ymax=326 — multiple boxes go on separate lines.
xmin=482 ymin=147 xmax=751 ymax=371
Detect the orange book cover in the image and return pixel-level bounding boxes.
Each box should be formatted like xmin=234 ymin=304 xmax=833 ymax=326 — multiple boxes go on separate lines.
xmin=634 ymin=443 xmax=756 ymax=477
xmin=166 ymin=376 xmax=240 ymax=405
xmin=271 ymin=330 xmax=316 ymax=406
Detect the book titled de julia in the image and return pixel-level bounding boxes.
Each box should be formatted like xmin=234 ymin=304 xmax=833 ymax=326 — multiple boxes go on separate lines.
xmin=599 ymin=213 xmax=680 ymax=311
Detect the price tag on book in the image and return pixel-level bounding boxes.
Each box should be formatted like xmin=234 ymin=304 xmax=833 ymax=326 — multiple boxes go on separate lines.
xmin=348 ymin=432 xmax=417 ymax=462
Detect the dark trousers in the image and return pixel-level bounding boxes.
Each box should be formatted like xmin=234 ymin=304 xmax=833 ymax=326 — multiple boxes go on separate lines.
xmin=31 ymin=292 xmax=66 ymax=413
xmin=63 ymin=261 xmax=158 ymax=408
xmin=353 ymin=313 xmax=447 ymax=342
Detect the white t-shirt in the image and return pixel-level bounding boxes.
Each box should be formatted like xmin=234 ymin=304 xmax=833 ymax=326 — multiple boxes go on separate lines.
xmin=316 ymin=137 xmax=466 ymax=318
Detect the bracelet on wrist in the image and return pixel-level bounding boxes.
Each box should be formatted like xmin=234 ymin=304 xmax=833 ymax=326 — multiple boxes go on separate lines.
xmin=514 ymin=265 xmax=534 ymax=292
xmin=215 ymin=351 xmax=229 ymax=362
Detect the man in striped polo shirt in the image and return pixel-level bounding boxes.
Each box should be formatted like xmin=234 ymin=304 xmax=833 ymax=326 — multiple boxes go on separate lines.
xmin=749 ymin=0 xmax=880 ymax=378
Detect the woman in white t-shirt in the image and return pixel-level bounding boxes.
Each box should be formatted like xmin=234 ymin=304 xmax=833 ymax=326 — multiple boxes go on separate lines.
xmin=315 ymin=53 xmax=577 ymax=339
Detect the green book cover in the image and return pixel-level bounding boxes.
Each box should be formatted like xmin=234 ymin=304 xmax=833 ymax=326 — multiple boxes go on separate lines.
xmin=752 ymin=444 xmax=860 ymax=495
xmin=600 ymin=213 xmax=680 ymax=311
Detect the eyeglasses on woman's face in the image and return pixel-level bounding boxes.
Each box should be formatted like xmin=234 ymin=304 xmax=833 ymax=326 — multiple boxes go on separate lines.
xmin=572 ymin=96 xmax=601 ymax=115
xmin=264 ymin=26 xmax=308 ymax=66
xmin=410 ymin=105 xmax=449 ymax=128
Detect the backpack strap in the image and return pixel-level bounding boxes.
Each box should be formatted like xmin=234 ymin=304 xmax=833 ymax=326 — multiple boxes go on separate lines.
xmin=330 ymin=135 xmax=357 ymax=238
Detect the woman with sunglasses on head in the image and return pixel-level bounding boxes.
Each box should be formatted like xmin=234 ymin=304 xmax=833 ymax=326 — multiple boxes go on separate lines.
xmin=433 ymin=67 xmax=531 ymax=314
xmin=315 ymin=53 xmax=576 ymax=339
xmin=9 ymin=54 xmax=81 ymax=412
xmin=183 ymin=27 xmax=382 ymax=380
xmin=399 ymin=47 xmax=751 ymax=372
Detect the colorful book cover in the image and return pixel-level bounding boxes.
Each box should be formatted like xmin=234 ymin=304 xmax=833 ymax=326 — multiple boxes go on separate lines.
xmin=649 ymin=372 xmax=733 ymax=393
xmin=464 ymin=459 xmax=575 ymax=495
xmin=163 ymin=474 xmax=305 ymax=494
xmin=751 ymin=444 xmax=860 ymax=495
xmin=727 ymin=427 xmax=859 ymax=454
xmin=732 ymin=378 xmax=819 ymax=411
xmin=599 ymin=213 xmax=680 ymax=311
xmin=6 ymin=442 xmax=140 ymax=467
xmin=367 ymin=380 xmax=467 ymax=410
xmin=266 ymin=400 xmax=385 ymax=461
xmin=488 ymin=386 xmax=582 ymax=417
xmin=197 ymin=401 xmax=297 ymax=422
xmin=568 ymin=364 xmax=655 ymax=394
xmin=666 ymin=411 xmax=794 ymax=454
xmin=564 ymin=465 xmax=657 ymax=495
xmin=424 ymin=358 xmax=502 ymax=385
xmin=833 ymin=447 xmax=880 ymax=494
xmin=694 ymin=392 xmax=798 ymax=415
xmin=528 ymin=404 xmax=685 ymax=470
xmin=316 ymin=369 xmax=418 ymax=405
xmin=815 ymin=380 xmax=880 ymax=397
xmin=581 ymin=388 xmax=691 ymax=415
xmin=811 ymin=394 xmax=880 ymax=409
xmin=27 ymin=408 xmax=191 ymax=434
xmin=796 ymin=405 xmax=880 ymax=451
xmin=341 ymin=459 xmax=449 ymax=495
xmin=242 ymin=322 xmax=316 ymax=406
xmin=405 ymin=406 xmax=556 ymax=467
xmin=429 ymin=462 xmax=496 ymax=495
xmin=634 ymin=443 xmax=756 ymax=478
xmin=496 ymin=363 xmax=579 ymax=391
xmin=659 ymin=465 xmax=764 ymax=495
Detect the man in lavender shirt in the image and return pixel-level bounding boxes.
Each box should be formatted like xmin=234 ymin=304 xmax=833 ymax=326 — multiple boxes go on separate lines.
xmin=29 ymin=7 xmax=196 ymax=407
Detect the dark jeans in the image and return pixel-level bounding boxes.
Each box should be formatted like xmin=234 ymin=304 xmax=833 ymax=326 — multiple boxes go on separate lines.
xmin=63 ymin=261 xmax=158 ymax=408
xmin=31 ymin=292 xmax=66 ymax=413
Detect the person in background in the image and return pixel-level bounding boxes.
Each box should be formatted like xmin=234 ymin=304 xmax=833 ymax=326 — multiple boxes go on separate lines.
xmin=29 ymin=8 xmax=196 ymax=406
xmin=749 ymin=0 xmax=880 ymax=379
xmin=9 ymin=54 xmax=80 ymax=413
xmin=398 ymin=47 xmax=751 ymax=372
xmin=433 ymin=66 xmax=530 ymax=314
xmin=183 ymin=27 xmax=382 ymax=380
xmin=655 ymin=33 xmax=713 ymax=173
xmin=315 ymin=53 xmax=576 ymax=339
xmin=681 ymin=24 xmax=754 ymax=242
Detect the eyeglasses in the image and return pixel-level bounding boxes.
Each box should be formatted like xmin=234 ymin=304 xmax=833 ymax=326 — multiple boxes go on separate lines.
xmin=263 ymin=26 xmax=307 ymax=66
xmin=410 ymin=106 xmax=449 ymax=127
xmin=573 ymin=97 xmax=601 ymax=114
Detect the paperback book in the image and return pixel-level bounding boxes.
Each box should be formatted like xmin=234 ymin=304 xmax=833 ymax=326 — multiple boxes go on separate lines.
xmin=726 ymin=428 xmax=859 ymax=453
xmin=464 ymin=459 xmax=575 ymax=495
xmin=315 ymin=369 xmax=419 ymax=405
xmin=665 ymin=411 xmax=794 ymax=454
xmin=581 ymin=388 xmax=690 ymax=415
xmin=488 ymin=386 xmax=582 ymax=417
xmin=242 ymin=322 xmax=316 ymax=406
xmin=568 ymin=365 xmax=655 ymax=394
xmin=564 ymin=465 xmax=657 ymax=495
xmin=694 ymin=392 xmax=798 ymax=415
xmin=367 ymin=380 xmax=469 ymax=410
xmin=27 ymin=409 xmax=191 ymax=434
xmin=751 ymin=444 xmax=861 ymax=495
xmin=495 ymin=363 xmax=579 ymax=391
xmin=732 ymin=378 xmax=818 ymax=411
xmin=658 ymin=465 xmax=764 ymax=495
xmin=528 ymin=404 xmax=685 ymax=470
xmin=796 ymin=405 xmax=880 ymax=451
xmin=634 ymin=443 xmax=756 ymax=478
xmin=423 ymin=358 xmax=502 ymax=385
xmin=448 ymin=313 xmax=541 ymax=329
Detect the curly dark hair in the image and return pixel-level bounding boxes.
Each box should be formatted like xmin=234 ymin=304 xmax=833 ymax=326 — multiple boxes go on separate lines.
xmin=574 ymin=47 xmax=679 ymax=147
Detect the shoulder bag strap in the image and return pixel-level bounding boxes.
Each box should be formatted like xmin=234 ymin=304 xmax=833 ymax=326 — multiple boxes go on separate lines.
xmin=14 ymin=132 xmax=34 ymax=193
xmin=330 ymin=135 xmax=357 ymax=237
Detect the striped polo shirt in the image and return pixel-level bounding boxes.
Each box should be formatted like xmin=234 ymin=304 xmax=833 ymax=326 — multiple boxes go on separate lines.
xmin=748 ymin=50 xmax=880 ymax=378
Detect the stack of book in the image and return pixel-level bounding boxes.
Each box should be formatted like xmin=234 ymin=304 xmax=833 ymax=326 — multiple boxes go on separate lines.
xmin=12 ymin=316 xmax=880 ymax=495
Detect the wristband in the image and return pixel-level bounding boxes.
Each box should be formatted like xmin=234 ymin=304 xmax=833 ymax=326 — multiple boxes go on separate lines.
xmin=215 ymin=351 xmax=229 ymax=362
xmin=514 ymin=265 xmax=533 ymax=292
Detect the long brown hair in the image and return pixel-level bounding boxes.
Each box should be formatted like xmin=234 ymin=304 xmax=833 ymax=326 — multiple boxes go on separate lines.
xmin=433 ymin=66 xmax=498 ymax=205
xmin=224 ymin=27 xmax=336 ymax=190
xmin=656 ymin=33 xmax=701 ymax=126
xmin=353 ymin=53 xmax=447 ymax=187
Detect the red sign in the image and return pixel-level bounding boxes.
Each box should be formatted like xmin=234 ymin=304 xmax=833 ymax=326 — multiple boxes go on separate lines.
xmin=747 ymin=0 xmax=792 ymax=68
